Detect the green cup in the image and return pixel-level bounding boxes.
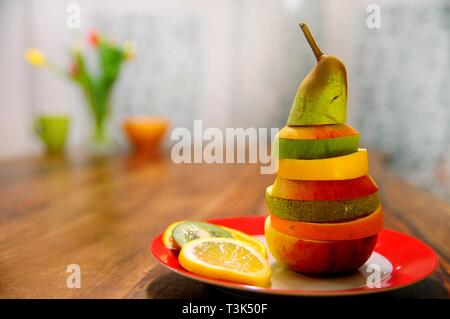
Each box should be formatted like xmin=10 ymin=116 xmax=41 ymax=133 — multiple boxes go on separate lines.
xmin=34 ymin=114 xmax=70 ymax=154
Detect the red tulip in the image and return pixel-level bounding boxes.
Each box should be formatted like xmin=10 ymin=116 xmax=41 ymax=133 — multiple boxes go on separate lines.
xmin=87 ymin=30 xmax=100 ymax=47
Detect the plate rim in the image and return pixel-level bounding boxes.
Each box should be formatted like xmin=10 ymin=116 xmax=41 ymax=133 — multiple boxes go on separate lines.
xmin=150 ymin=215 xmax=438 ymax=297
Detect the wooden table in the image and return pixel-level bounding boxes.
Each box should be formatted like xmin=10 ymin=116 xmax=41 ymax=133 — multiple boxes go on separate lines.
xmin=0 ymin=151 xmax=448 ymax=299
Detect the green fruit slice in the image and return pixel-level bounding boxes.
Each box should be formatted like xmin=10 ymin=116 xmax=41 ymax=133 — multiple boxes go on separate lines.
xmin=172 ymin=221 xmax=232 ymax=247
xmin=265 ymin=186 xmax=380 ymax=223
xmin=273 ymin=134 xmax=359 ymax=159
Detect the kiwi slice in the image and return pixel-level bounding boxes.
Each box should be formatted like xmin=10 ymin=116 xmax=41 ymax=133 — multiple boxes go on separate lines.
xmin=273 ymin=135 xmax=359 ymax=160
xmin=266 ymin=186 xmax=380 ymax=223
xmin=172 ymin=221 xmax=232 ymax=247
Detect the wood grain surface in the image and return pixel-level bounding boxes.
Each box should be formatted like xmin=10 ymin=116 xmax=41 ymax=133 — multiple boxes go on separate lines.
xmin=0 ymin=151 xmax=448 ymax=298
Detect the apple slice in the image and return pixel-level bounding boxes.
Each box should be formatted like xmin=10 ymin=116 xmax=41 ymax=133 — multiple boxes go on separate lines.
xmin=272 ymin=175 xmax=378 ymax=201
xmin=278 ymin=124 xmax=358 ymax=140
xmin=265 ymin=216 xmax=378 ymax=274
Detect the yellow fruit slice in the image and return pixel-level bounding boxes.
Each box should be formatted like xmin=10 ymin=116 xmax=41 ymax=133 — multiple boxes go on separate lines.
xmin=162 ymin=220 xmax=184 ymax=250
xmin=220 ymin=226 xmax=267 ymax=258
xmin=277 ymin=148 xmax=368 ymax=180
xmin=179 ymin=238 xmax=271 ymax=287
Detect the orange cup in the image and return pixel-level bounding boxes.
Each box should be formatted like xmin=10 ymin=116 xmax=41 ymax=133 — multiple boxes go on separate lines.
xmin=123 ymin=116 xmax=169 ymax=154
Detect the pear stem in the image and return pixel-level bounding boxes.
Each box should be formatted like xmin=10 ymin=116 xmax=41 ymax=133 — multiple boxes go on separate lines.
xmin=299 ymin=23 xmax=323 ymax=61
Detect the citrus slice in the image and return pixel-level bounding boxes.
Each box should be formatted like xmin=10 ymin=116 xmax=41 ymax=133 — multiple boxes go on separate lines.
xmin=178 ymin=238 xmax=271 ymax=287
xmin=162 ymin=221 xmax=185 ymax=250
xmin=220 ymin=226 xmax=267 ymax=258
xmin=277 ymin=148 xmax=368 ymax=180
xmin=269 ymin=205 xmax=384 ymax=241
xmin=172 ymin=221 xmax=232 ymax=247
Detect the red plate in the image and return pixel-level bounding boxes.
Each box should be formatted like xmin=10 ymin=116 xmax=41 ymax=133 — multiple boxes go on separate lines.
xmin=150 ymin=216 xmax=438 ymax=296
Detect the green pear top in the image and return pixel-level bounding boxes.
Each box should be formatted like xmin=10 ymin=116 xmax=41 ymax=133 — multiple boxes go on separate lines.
xmin=287 ymin=23 xmax=348 ymax=126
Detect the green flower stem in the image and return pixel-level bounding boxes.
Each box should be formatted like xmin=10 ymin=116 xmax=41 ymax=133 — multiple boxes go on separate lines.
xmin=93 ymin=115 xmax=108 ymax=145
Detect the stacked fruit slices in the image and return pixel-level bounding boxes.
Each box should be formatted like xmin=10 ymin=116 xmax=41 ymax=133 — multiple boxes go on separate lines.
xmin=264 ymin=23 xmax=383 ymax=274
xmin=265 ymin=124 xmax=383 ymax=274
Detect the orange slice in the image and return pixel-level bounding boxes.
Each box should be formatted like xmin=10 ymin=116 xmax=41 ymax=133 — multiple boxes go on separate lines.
xmin=220 ymin=226 xmax=267 ymax=258
xmin=269 ymin=205 xmax=384 ymax=241
xmin=179 ymin=238 xmax=271 ymax=287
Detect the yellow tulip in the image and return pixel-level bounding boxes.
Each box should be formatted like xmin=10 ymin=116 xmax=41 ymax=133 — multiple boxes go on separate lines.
xmin=123 ymin=42 xmax=135 ymax=60
xmin=25 ymin=48 xmax=46 ymax=67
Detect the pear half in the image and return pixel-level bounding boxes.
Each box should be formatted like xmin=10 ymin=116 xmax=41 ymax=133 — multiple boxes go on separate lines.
xmin=287 ymin=23 xmax=348 ymax=126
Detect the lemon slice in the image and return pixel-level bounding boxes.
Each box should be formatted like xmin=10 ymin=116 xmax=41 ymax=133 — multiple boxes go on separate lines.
xmin=220 ymin=226 xmax=267 ymax=258
xmin=179 ymin=238 xmax=271 ymax=287
xmin=162 ymin=221 xmax=184 ymax=250
xmin=277 ymin=149 xmax=368 ymax=180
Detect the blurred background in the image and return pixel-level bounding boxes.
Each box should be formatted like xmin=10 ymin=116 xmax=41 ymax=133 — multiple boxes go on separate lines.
xmin=0 ymin=0 xmax=449 ymax=200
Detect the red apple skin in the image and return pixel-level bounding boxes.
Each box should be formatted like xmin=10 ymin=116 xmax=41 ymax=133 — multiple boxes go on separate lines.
xmin=265 ymin=217 xmax=377 ymax=274
xmin=272 ymin=175 xmax=378 ymax=201
xmin=279 ymin=124 xmax=359 ymax=140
